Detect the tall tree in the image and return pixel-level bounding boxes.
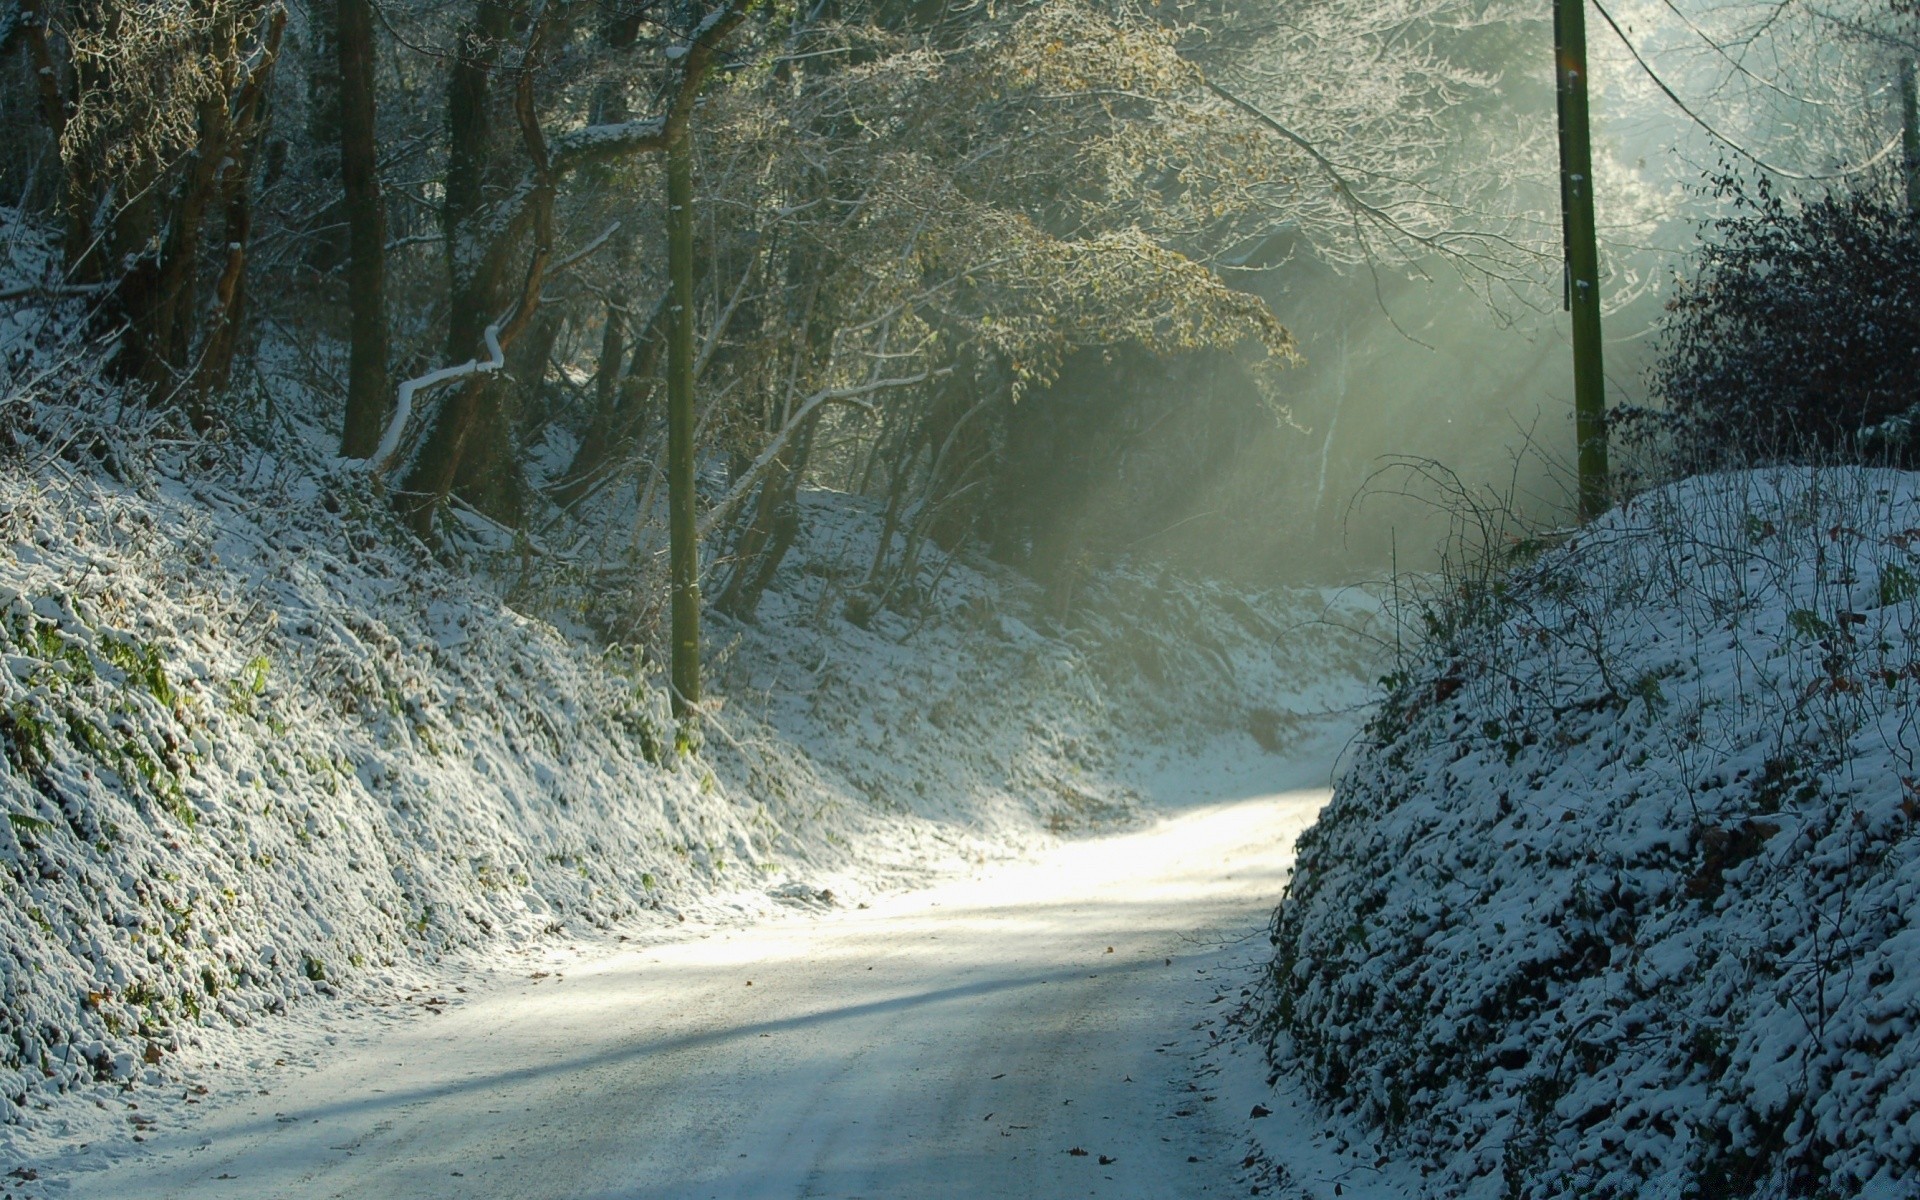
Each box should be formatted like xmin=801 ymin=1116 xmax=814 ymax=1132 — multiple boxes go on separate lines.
xmin=21 ymin=0 xmax=287 ymax=416
xmin=386 ymin=0 xmax=744 ymax=540
xmin=665 ymin=127 xmax=700 ymax=714
xmin=336 ymin=0 xmax=389 ymax=457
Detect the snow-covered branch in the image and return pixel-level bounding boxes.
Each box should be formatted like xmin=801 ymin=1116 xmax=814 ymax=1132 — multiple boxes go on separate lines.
xmin=550 ymin=118 xmax=670 ymax=174
xmin=371 ymin=323 xmax=505 ymax=475
xmin=696 ymin=370 xmax=946 ymax=541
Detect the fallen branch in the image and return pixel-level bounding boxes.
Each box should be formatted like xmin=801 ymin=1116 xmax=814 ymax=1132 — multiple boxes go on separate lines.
xmin=371 ymin=322 xmax=504 ymax=474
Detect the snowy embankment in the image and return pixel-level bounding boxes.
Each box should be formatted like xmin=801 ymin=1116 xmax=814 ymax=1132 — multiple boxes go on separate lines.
xmin=0 ymin=392 xmax=1379 ymax=1153
xmin=1258 ymin=468 xmax=1920 ymax=1199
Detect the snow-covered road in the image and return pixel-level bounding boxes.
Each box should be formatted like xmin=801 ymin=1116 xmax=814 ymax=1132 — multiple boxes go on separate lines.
xmin=63 ymin=754 xmax=1335 ymax=1200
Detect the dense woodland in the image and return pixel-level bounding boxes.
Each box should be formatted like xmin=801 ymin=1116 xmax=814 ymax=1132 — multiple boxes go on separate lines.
xmin=0 ymin=0 xmax=1566 ymax=669
xmin=5 ymin=4 xmax=1920 ymax=1197
xmin=5 ymin=1 xmax=1920 ymax=651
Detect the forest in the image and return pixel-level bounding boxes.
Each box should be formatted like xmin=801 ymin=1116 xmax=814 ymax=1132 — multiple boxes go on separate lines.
xmin=2 ymin=0 xmax=1919 ymax=1197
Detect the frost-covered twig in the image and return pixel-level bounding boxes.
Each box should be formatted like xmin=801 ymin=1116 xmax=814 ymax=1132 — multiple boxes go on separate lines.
xmin=696 ymin=369 xmax=946 ymax=541
xmin=0 ymin=282 xmax=112 ymax=304
xmin=549 ymin=221 xmax=622 ymax=278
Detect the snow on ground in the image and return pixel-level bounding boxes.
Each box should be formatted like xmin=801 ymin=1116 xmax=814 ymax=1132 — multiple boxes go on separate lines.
xmin=0 ymin=207 xmax=1384 ymax=1189
xmin=40 ymin=740 xmax=1351 ymax=1200
xmin=1255 ymin=467 xmax=1920 ymax=1199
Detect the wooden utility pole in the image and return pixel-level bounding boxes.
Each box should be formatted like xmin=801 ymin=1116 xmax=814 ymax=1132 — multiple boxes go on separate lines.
xmin=666 ymin=128 xmax=701 ymax=717
xmin=1555 ymin=0 xmax=1608 ymax=521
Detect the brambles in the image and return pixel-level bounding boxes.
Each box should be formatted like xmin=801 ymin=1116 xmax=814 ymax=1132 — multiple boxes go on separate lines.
xmin=1633 ymin=178 xmax=1920 ymax=472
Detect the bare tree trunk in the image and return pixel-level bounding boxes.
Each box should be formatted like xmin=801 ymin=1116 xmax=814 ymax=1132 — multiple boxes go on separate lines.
xmin=190 ymin=9 xmax=285 ymax=413
xmin=1903 ymin=60 xmax=1919 ymax=218
xmin=336 ymin=0 xmax=390 ymax=457
xmin=441 ymin=0 xmax=515 ymax=363
xmin=395 ymin=0 xmax=740 ymax=542
xmin=397 ymin=0 xmax=515 ymax=536
xmin=551 ymin=294 xmax=667 ymax=509
xmin=189 ymin=155 xmax=256 ymax=409
xmin=666 ymin=129 xmax=701 ymax=714
xmin=716 ymin=419 xmax=813 ymax=621
xmin=18 ymin=3 xmax=93 ymax=278
xmin=28 ymin=2 xmax=282 ymax=412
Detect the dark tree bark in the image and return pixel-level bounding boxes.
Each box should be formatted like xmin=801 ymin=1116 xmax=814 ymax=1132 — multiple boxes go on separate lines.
xmin=441 ymin=0 xmax=516 ymax=363
xmin=304 ymin=0 xmax=348 ymax=271
xmin=396 ymin=0 xmax=518 ymax=537
xmin=189 ymin=137 xmax=259 ymax=407
xmin=24 ymin=2 xmax=283 ymax=413
xmin=336 ymin=0 xmax=391 ymax=457
xmin=394 ymin=0 xmax=741 ymax=542
xmin=17 ymin=2 xmax=93 ymax=277
xmin=715 ymin=419 xmax=813 ymax=621
xmin=189 ymin=12 xmax=285 ymax=411
xmin=550 ymin=294 xmax=668 ymax=510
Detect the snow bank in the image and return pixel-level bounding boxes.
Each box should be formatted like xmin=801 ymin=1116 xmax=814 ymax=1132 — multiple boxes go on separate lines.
xmin=0 ymin=419 xmax=770 ymax=1124
xmin=704 ymin=489 xmax=1382 ymax=851
xmin=1261 ymin=468 xmax=1920 ymax=1199
xmin=0 ymin=205 xmax=1381 ymax=1151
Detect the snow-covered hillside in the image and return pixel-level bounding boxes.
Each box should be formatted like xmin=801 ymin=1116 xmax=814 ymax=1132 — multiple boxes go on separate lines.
xmin=0 ymin=346 xmax=1380 ymax=1165
xmin=1259 ymin=468 xmax=1920 ymax=1198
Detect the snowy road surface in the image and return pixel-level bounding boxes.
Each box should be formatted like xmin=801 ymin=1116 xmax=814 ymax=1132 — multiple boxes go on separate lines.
xmin=65 ymin=755 xmax=1335 ymax=1200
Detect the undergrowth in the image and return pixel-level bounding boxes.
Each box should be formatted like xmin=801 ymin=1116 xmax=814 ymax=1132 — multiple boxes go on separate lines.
xmin=1260 ymin=465 xmax=1920 ymax=1198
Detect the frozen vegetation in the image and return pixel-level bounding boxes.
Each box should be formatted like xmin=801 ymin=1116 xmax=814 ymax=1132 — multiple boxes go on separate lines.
xmin=0 ymin=341 xmax=1378 ymax=1169
xmin=1258 ymin=468 xmax=1920 ymax=1198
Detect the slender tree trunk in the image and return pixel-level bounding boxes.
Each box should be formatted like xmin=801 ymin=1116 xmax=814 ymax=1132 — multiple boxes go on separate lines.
xmin=442 ymin=1 xmax=514 ymax=362
xmin=337 ymin=0 xmax=390 ymax=457
xmin=190 ymin=8 xmax=285 ymax=413
xmin=397 ymin=0 xmax=513 ymax=536
xmin=1554 ymin=0 xmax=1607 ymax=522
xmin=304 ymin=0 xmax=348 ymax=271
xmin=717 ymin=419 xmax=813 ymax=621
xmin=592 ymin=301 xmax=628 ymax=419
xmin=1902 ymin=60 xmax=1919 ymax=218
xmin=552 ymin=294 xmax=667 ymax=508
xmin=667 ymin=129 xmax=701 ymax=715
xmin=18 ymin=4 xmax=94 ymax=278
xmin=129 ymin=93 xmax=224 ymax=398
xmin=189 ymin=157 xmax=256 ymax=410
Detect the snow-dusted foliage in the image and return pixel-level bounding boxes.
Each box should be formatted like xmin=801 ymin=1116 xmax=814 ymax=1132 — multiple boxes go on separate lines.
xmin=1262 ymin=468 xmax=1920 ymax=1199
xmin=707 ymin=490 xmax=1383 ymax=843
xmin=1638 ymin=183 xmax=1920 ymax=471
xmin=0 ymin=285 xmax=1379 ymax=1139
xmin=0 ymin=418 xmax=752 ymax=1121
